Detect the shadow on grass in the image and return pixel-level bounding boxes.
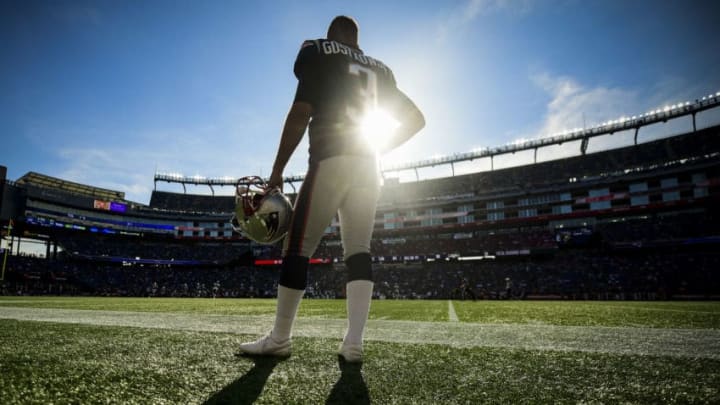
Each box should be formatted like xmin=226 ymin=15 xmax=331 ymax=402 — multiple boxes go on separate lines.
xmin=325 ymin=356 xmax=370 ymax=405
xmin=203 ymin=355 xmax=285 ymax=405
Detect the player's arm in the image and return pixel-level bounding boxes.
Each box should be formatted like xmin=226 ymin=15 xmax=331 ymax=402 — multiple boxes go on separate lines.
xmin=268 ymin=40 xmax=318 ymax=190
xmin=268 ymin=101 xmax=313 ymax=190
xmin=379 ymin=89 xmax=425 ymax=154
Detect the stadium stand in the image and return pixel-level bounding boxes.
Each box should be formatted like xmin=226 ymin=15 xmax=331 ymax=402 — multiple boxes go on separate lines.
xmin=2 ymin=103 xmax=720 ymax=300
xmin=4 ymin=248 xmax=718 ymax=300
xmin=149 ymin=190 xmax=234 ymax=213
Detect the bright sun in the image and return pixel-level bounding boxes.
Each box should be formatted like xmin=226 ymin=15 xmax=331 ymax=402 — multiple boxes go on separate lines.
xmin=361 ymin=108 xmax=401 ymax=152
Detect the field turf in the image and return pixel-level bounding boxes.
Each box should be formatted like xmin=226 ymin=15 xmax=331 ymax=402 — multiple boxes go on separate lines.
xmin=1 ymin=297 xmax=719 ymax=404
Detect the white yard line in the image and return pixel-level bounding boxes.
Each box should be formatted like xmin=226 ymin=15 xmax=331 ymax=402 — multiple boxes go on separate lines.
xmin=1 ymin=306 xmax=719 ymax=359
xmin=448 ymin=300 xmax=459 ymax=322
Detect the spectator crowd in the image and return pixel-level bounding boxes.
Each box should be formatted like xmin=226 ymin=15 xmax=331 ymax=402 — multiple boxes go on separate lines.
xmin=3 ymin=247 xmax=718 ymax=300
xmin=3 ymin=209 xmax=718 ymax=300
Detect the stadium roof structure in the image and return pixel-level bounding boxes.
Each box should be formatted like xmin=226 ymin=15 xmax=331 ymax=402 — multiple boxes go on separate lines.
xmin=153 ymin=172 xmax=306 ymax=194
xmin=154 ymin=92 xmax=720 ymax=190
xmin=16 ymin=171 xmax=125 ymax=201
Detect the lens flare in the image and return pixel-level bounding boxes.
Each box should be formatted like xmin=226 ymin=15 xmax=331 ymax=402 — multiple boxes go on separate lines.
xmin=361 ymin=109 xmax=400 ymax=151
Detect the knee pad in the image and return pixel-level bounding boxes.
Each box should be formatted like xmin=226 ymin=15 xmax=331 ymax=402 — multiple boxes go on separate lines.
xmin=346 ymin=252 xmax=373 ymax=282
xmin=279 ymin=255 xmax=309 ymax=290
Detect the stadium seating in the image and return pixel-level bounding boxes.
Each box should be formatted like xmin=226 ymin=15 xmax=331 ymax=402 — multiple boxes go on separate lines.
xmin=3 ymin=245 xmax=718 ymax=299
xmin=149 ymin=190 xmax=234 ymax=213
xmin=3 ymin=124 xmax=719 ymax=300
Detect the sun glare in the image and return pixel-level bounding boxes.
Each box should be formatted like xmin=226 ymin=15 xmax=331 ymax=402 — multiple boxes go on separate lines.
xmin=361 ymin=109 xmax=401 ymax=151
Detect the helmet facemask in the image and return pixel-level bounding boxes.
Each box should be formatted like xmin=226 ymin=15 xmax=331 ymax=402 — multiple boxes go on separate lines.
xmin=231 ymin=176 xmax=293 ymax=245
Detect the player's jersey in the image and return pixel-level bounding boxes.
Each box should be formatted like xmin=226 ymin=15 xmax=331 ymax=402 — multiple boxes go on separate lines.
xmin=293 ymin=39 xmax=398 ymax=164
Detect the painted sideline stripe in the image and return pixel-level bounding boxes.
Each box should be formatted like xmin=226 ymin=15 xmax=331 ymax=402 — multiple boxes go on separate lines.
xmin=1 ymin=306 xmax=719 ymax=359
xmin=448 ymin=300 xmax=459 ymax=322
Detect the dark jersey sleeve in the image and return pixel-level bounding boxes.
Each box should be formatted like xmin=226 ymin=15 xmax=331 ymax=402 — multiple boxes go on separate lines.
xmin=377 ymin=69 xmax=399 ymax=110
xmin=293 ymin=40 xmax=320 ymax=106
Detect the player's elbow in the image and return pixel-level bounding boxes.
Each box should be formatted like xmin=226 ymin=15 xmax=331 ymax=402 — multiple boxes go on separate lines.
xmin=408 ymin=108 xmax=425 ymax=136
xmin=392 ymin=90 xmax=424 ymax=136
xmin=416 ymin=110 xmax=426 ymax=132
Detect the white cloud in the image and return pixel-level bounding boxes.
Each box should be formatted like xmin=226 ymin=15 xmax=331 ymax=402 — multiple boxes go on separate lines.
xmin=39 ymin=98 xmax=291 ymax=204
xmin=52 ymin=125 xmax=258 ymax=203
xmin=57 ymin=148 xmax=157 ymax=204
xmin=522 ymin=73 xmax=720 ymax=163
xmin=436 ymin=0 xmax=536 ymax=42
xmin=530 ymin=73 xmax=640 ymax=139
xmin=482 ymin=72 xmax=644 ymax=165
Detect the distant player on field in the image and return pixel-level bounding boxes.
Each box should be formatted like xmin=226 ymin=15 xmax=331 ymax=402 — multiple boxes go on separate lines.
xmin=238 ymin=15 xmax=425 ymax=362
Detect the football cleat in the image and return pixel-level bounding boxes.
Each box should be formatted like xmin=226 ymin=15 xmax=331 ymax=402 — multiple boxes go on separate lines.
xmin=237 ymin=333 xmax=292 ymax=357
xmin=231 ymin=176 xmax=293 ymax=245
xmin=338 ymin=342 xmax=363 ymax=363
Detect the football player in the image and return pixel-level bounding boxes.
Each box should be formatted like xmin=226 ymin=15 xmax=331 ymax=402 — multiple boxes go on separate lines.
xmin=238 ymin=15 xmax=425 ymax=363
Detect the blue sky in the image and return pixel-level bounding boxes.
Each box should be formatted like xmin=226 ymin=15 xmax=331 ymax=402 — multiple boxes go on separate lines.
xmin=2 ymin=0 xmax=719 ymax=203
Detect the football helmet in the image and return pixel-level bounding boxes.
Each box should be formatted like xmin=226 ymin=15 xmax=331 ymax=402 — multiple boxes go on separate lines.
xmin=231 ymin=176 xmax=293 ymax=244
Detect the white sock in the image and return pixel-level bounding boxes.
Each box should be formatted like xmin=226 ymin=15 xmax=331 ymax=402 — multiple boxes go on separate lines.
xmin=271 ymin=285 xmax=305 ymax=342
xmin=344 ymin=280 xmax=374 ymax=346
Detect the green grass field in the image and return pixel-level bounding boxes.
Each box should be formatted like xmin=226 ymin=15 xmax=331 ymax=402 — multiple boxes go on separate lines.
xmin=1 ymin=297 xmax=719 ymax=404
